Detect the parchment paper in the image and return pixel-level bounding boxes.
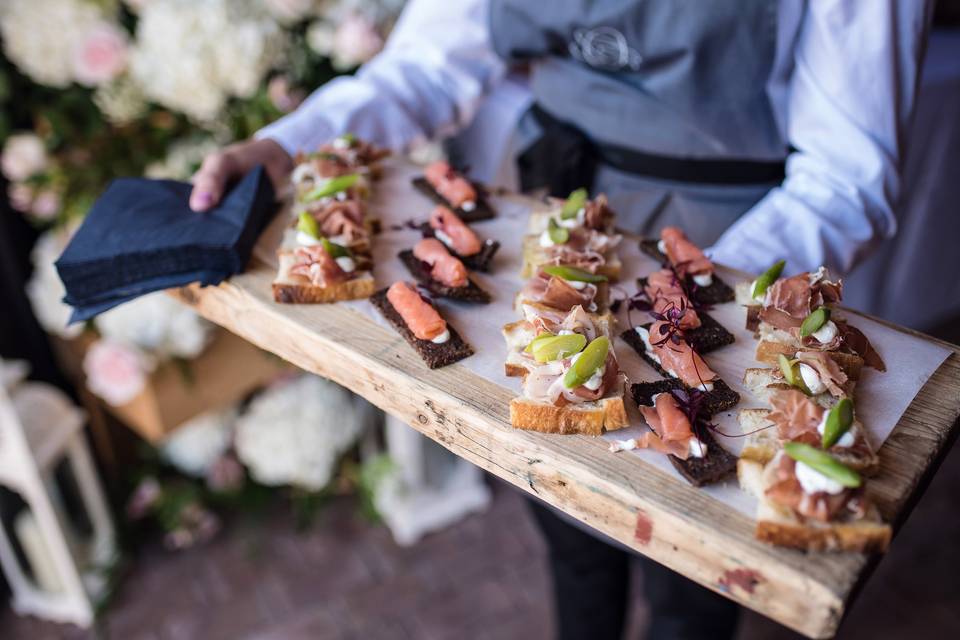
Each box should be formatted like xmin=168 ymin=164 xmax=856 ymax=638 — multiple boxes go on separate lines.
xmin=258 ymin=162 xmax=953 ymax=516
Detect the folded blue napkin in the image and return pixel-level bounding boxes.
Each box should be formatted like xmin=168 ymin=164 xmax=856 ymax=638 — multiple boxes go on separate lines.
xmin=57 ymin=166 xmax=275 ymax=323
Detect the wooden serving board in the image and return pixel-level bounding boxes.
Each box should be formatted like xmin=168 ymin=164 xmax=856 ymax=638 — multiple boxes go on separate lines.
xmin=170 ymin=161 xmax=960 ymax=639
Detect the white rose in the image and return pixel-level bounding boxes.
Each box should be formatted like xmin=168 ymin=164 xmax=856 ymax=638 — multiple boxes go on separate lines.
xmin=1 ymin=133 xmax=47 ymax=182
xmin=264 ymin=0 xmax=315 ymax=24
xmin=82 ymin=338 xmax=154 ymax=406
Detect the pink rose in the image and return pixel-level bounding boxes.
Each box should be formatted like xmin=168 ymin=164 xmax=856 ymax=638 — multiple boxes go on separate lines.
xmin=267 ymin=75 xmax=305 ymax=113
xmin=83 ymin=338 xmax=150 ymax=406
xmin=7 ymin=183 xmax=33 ymax=211
xmin=332 ymin=14 xmax=384 ymax=69
xmin=73 ymin=22 xmax=129 ymax=87
xmin=30 ymin=189 xmax=61 ymax=221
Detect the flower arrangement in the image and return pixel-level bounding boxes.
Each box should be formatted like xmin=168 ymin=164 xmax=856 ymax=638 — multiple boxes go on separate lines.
xmin=2 ymin=0 xmax=405 ymax=404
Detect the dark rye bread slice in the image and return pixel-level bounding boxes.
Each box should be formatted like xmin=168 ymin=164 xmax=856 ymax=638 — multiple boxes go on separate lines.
xmin=419 ymin=223 xmax=500 ymax=272
xmin=637 ymin=277 xmax=735 ymax=353
xmin=370 ymin=288 xmax=474 ymax=369
xmin=622 ymin=332 xmax=740 ymax=415
xmin=398 ymin=250 xmax=491 ymax=304
xmin=630 ymin=379 xmax=738 ymax=486
xmin=411 ymin=176 xmax=495 ymax=223
xmin=639 ymin=239 xmax=735 ymax=305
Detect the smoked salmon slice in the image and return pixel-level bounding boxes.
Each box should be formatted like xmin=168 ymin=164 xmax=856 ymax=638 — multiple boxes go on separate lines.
xmin=429 ymin=205 xmax=482 ymax=256
xmin=644 ymin=268 xmax=701 ymax=329
xmin=649 ymin=320 xmax=718 ymax=389
xmin=387 ymin=281 xmax=447 ymax=341
xmin=424 ymin=162 xmax=477 ymax=209
xmin=661 ymin=227 xmax=713 ymax=277
xmin=413 ymin=238 xmax=468 ymax=288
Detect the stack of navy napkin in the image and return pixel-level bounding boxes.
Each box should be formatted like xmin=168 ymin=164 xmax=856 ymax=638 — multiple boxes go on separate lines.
xmin=56 ymin=166 xmax=275 ymax=323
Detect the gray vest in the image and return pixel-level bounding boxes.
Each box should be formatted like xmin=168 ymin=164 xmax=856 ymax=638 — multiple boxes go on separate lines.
xmin=489 ymin=0 xmax=787 ymax=161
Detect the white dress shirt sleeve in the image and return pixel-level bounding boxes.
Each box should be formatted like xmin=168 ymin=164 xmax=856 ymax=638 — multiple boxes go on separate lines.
xmin=256 ymin=0 xmax=503 ymax=155
xmin=709 ymin=0 xmax=932 ymax=276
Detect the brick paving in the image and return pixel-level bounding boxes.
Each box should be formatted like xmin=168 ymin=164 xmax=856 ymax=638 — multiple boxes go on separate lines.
xmin=1 ymin=440 xmax=958 ymax=640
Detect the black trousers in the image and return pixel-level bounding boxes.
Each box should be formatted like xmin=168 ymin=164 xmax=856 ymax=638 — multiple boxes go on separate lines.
xmin=529 ymin=500 xmax=739 ymax=640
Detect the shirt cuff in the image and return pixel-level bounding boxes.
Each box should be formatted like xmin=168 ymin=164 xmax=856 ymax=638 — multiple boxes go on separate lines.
xmin=255 ymin=111 xmax=336 ymax=158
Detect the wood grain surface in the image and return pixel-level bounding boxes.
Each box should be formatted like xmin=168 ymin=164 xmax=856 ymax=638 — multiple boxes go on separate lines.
xmin=170 ymin=172 xmax=960 ymax=639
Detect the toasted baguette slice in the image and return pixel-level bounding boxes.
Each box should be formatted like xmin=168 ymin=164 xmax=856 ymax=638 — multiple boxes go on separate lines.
xmin=273 ymin=251 xmax=375 ymax=304
xmin=742 ymin=367 xmax=853 ymax=408
xmin=755 ymin=339 xmax=864 ymax=381
xmin=509 ymin=389 xmax=629 ymax=436
xmin=737 ymin=408 xmax=879 ymax=474
xmin=738 ymin=459 xmax=890 ymax=553
xmin=520 ymin=235 xmax=622 ymax=281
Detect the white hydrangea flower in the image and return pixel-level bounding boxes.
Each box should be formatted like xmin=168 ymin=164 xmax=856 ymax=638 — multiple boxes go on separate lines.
xmin=83 ymin=338 xmax=154 ymax=407
xmin=94 ymin=75 xmax=149 ymax=125
xmin=26 ymin=227 xmax=84 ymax=339
xmin=129 ymin=0 xmax=287 ymax=122
xmin=0 ymin=0 xmax=105 ymax=88
xmin=161 ymin=405 xmax=238 ymax=477
xmin=1 ymin=132 xmax=47 ymax=182
xmin=235 ymin=375 xmax=371 ymax=490
xmin=94 ymin=292 xmax=214 ymax=360
xmin=144 ymin=136 xmax=221 ymax=181
xmin=264 ymin=0 xmax=317 ymax=24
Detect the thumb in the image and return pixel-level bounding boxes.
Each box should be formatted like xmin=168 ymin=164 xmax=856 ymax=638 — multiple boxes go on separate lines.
xmin=189 ymin=152 xmax=235 ymax=212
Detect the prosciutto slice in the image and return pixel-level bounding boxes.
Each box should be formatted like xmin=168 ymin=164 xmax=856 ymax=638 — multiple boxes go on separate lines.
xmin=289 ymin=245 xmax=348 ymax=286
xmin=527 ymin=305 xmax=605 ymax=341
xmin=767 ymin=389 xmax=824 ymax=442
xmin=765 ymin=454 xmax=862 ymax=523
xmin=796 ymin=351 xmax=848 ymax=397
xmin=763 ymin=268 xmax=843 ymax=326
xmin=521 ymin=271 xmax=598 ymax=312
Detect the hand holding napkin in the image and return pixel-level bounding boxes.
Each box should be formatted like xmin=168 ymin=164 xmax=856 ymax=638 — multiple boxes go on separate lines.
xmin=56 ymin=166 xmax=275 ymax=323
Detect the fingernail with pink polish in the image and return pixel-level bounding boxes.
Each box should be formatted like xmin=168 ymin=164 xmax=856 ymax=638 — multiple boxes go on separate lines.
xmin=192 ymin=191 xmax=212 ymax=209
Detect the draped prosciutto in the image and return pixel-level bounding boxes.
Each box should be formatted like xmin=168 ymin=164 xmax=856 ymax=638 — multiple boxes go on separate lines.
xmin=521 ymin=271 xmax=598 ymax=312
xmin=767 ymin=389 xmax=825 ymax=443
xmin=522 ymin=304 xmax=606 ymax=341
xmin=386 ymin=282 xmax=447 ymax=341
xmin=314 ymin=201 xmax=367 ymax=245
xmin=796 ymin=351 xmax=848 ymax=397
xmin=644 ymin=268 xmax=701 ymax=330
xmin=413 ymin=238 xmax=468 ymax=288
xmin=289 ymin=245 xmax=349 ymax=286
xmin=424 ymin=161 xmax=477 ymax=209
xmin=648 ymin=321 xmax=717 ymax=389
xmin=429 ymin=206 xmax=482 ymax=256
xmin=660 ymin=227 xmax=713 ymax=278
xmin=521 ymin=351 xmax=619 ymax=405
xmin=632 ymin=393 xmax=705 ymax=459
xmin=582 ymin=194 xmax=615 ymax=231
xmin=760 ymin=267 xmax=843 ymax=331
xmin=314 ymin=137 xmax=389 ymax=174
xmin=545 ymin=227 xmax=622 ymax=272
xmin=765 ymin=453 xmax=867 ymax=523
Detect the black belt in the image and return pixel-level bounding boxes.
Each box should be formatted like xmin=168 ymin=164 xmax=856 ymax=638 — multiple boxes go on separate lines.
xmin=518 ymin=104 xmax=787 ymax=197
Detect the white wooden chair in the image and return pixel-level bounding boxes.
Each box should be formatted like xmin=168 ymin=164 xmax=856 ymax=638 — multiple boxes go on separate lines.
xmin=0 ymin=365 xmax=115 ymax=627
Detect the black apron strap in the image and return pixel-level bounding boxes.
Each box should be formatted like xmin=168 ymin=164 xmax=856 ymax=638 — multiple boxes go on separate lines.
xmin=519 ymin=104 xmax=787 ymax=197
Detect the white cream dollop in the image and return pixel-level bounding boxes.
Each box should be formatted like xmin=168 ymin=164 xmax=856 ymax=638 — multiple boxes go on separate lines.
xmin=692 ymin=273 xmax=713 ymax=287
xmin=795 ymin=460 xmax=845 ymax=495
xmin=609 ymin=438 xmax=638 ymax=453
xmin=538 ymin=230 xmax=556 ymax=248
xmin=816 ymin=411 xmax=856 ymax=448
xmin=461 ymin=200 xmax=476 ymax=212
xmin=332 ymin=136 xmax=350 ymax=150
xmin=433 ymin=229 xmax=455 ymax=250
xmin=566 ymin=279 xmax=588 ymax=290
xmin=812 ymin=320 xmax=838 ymax=344
xmin=430 ymin=329 xmax=450 ymax=344
xmin=296 ymin=231 xmax=321 ymax=246
xmin=657 ymin=239 xmax=667 ymax=254
xmin=688 ymin=437 xmax=708 ymax=458
xmin=335 ymin=256 xmax=356 ymax=273
xmin=799 ymin=363 xmax=827 ymax=395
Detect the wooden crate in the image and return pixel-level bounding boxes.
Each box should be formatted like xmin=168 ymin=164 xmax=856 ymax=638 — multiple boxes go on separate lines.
xmin=53 ymin=329 xmax=288 ymax=443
